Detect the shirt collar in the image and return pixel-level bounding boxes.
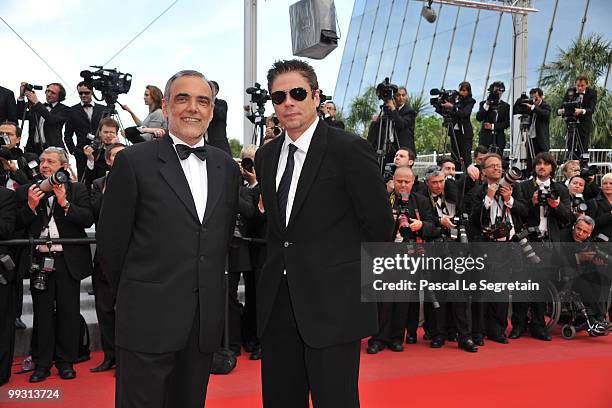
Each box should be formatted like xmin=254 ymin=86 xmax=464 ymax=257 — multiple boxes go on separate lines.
xmin=81 ymin=101 xmax=93 ymax=107
xmin=169 ymin=133 xmax=205 ymax=148
xmin=282 ymin=116 xmax=318 ymax=154
xmin=536 ymin=177 xmax=551 ymax=187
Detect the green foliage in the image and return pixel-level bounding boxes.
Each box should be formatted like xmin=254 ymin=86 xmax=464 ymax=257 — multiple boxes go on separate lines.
xmin=346 ymin=86 xmax=378 ymax=137
xmin=229 ymin=138 xmax=243 ymax=158
xmin=414 ymin=115 xmax=443 ymax=154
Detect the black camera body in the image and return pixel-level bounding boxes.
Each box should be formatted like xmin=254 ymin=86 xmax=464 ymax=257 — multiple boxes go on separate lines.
xmin=579 ymin=153 xmax=598 ymax=179
xmin=395 ymin=193 xmax=418 ymax=241
xmin=246 ymin=83 xmax=270 ymax=106
xmin=571 ymin=193 xmax=588 ymax=214
xmin=24 ymin=83 xmax=43 ymax=92
xmin=560 ymin=88 xmax=583 ymax=122
xmin=241 ymin=157 xmax=254 ymax=173
xmin=376 ymin=77 xmax=398 ymax=102
xmin=0 ymin=254 xmax=16 ymax=285
xmin=318 ymin=90 xmax=332 ymax=107
xmin=86 ymin=133 xmax=104 ymax=151
xmin=537 ymin=185 xmax=558 ymax=206
xmin=80 ymin=66 xmax=132 ymax=105
xmin=383 ymin=162 xmax=397 ymax=182
xmin=486 ymin=82 xmax=505 ymax=106
xmin=513 ymin=92 xmax=534 ymax=116
xmin=448 ymin=213 xmax=469 ymax=243
xmin=30 ymin=256 xmax=55 ymax=291
xmin=429 ymin=88 xmax=458 ymax=109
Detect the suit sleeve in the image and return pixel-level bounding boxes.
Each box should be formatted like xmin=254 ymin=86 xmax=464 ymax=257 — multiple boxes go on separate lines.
xmin=4 ymin=90 xmax=18 ymax=123
xmin=475 ymin=101 xmax=487 ymax=122
xmin=533 ymin=102 xmax=551 ymax=121
xmin=452 ymin=98 xmax=475 ymax=120
xmin=0 ymin=188 xmax=16 ymax=240
xmin=97 ymin=150 xmax=138 ymax=289
xmin=32 ymin=102 xmax=68 ymax=126
xmin=584 ymin=89 xmax=597 ymax=116
xmin=389 ymin=107 xmax=415 ymax=131
xmin=64 ymin=111 xmax=76 ymax=154
xmin=61 ymin=183 xmax=94 ymax=228
xmin=344 ymin=137 xmax=394 ymax=241
xmin=496 ymin=103 xmax=510 ymax=131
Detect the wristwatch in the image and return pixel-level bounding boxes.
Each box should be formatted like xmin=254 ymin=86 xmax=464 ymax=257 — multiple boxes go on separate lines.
xmin=61 ymin=202 xmax=71 ymax=212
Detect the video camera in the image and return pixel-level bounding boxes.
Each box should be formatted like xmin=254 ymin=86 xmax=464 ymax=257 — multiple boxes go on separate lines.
xmin=23 ymin=83 xmax=43 ymax=92
xmin=246 ymin=82 xmax=270 ymax=107
xmin=486 ymin=82 xmax=505 ymax=106
xmin=429 ymin=88 xmax=458 ymax=111
xmin=579 ymin=153 xmax=598 ymax=179
xmin=376 ymin=77 xmax=398 ymax=102
xmin=513 ymin=92 xmax=534 ymax=116
xmin=319 ymin=89 xmax=332 ymax=107
xmin=80 ymin=66 xmax=132 ymax=105
xmin=559 ymin=88 xmax=583 ymax=121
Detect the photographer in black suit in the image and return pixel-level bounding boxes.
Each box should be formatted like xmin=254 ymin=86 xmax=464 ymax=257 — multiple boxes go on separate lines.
xmin=206 ymin=80 xmax=231 ymax=156
xmin=368 ymin=86 xmax=417 ymax=160
xmin=559 ymin=75 xmax=598 ymax=159
xmin=17 ymin=82 xmax=69 ymax=155
xmin=322 ymin=101 xmax=345 ymax=129
xmin=0 ymin=121 xmax=39 ymax=190
xmin=513 ymin=87 xmax=551 ymax=172
xmin=0 ymin=85 xmax=17 ymax=123
xmin=476 ymin=81 xmax=510 ymax=154
xmin=82 ymin=118 xmax=120 ymax=188
xmin=437 ymin=81 xmax=476 ymax=169
xmin=15 ymin=147 xmax=94 ymax=382
xmin=64 ymin=82 xmax=105 ymax=179
xmin=0 ymin=186 xmax=17 ymax=386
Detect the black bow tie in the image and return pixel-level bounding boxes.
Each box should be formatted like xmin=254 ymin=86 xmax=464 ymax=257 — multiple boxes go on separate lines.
xmin=83 ymin=104 xmax=92 ymax=108
xmin=44 ymin=103 xmax=52 ymax=107
xmin=175 ymin=144 xmax=207 ymax=161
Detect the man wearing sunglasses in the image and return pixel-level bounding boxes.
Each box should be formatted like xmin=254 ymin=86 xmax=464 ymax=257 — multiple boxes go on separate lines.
xmin=64 ymin=82 xmax=105 ymax=179
xmin=254 ymin=59 xmax=393 ymax=408
xmin=17 ymin=82 xmax=70 ymax=156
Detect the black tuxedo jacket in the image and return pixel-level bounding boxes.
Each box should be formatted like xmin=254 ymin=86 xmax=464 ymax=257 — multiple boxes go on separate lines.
xmin=564 ymin=87 xmax=597 ymax=139
xmin=64 ymin=103 xmax=105 ymax=154
xmin=15 ymin=182 xmax=94 ymax=280
xmin=206 ymin=98 xmax=231 ymax=156
xmin=97 ymin=136 xmax=240 ymax=353
xmin=0 ymin=187 xmax=16 ymax=281
xmin=17 ymin=100 xmax=69 ymax=153
xmin=367 ymin=104 xmax=416 ymax=154
xmin=390 ymin=191 xmax=437 ymax=241
xmin=587 ymin=194 xmax=612 ymax=238
xmin=449 ymin=96 xmax=475 ymax=139
xmin=90 ymin=175 xmax=106 ymax=222
xmin=513 ymin=99 xmax=551 ymax=152
xmin=514 ymin=179 xmax=571 ymax=241
xmin=476 ymin=100 xmax=510 ymax=139
xmin=0 ymin=86 xmax=17 ymax=123
xmin=254 ymin=120 xmax=394 ymax=348
xmin=83 ymin=148 xmax=110 ymax=188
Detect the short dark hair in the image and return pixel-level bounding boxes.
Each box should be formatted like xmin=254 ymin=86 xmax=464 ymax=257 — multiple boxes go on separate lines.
xmin=533 ymin=151 xmax=557 ymax=173
xmin=105 ymin=142 xmax=126 ymax=162
xmin=77 ymin=81 xmax=92 ymax=90
xmin=529 ymin=87 xmax=543 ymax=97
xmin=397 ymin=147 xmax=416 ymax=161
xmin=48 ymin=83 xmax=66 ymax=102
xmin=98 ymin=117 xmax=119 ymax=133
xmin=267 ymin=59 xmax=318 ymax=93
xmin=575 ymin=75 xmax=589 ymax=84
xmin=0 ymin=121 xmax=21 ymax=138
xmin=436 ymin=156 xmax=454 ymax=167
xmin=474 ymin=145 xmax=489 ymax=158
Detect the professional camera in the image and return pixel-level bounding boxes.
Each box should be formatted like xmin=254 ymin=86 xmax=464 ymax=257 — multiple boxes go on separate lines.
xmin=396 ymin=193 xmax=418 ymax=241
xmin=571 ymin=193 xmax=588 ymax=214
xmin=23 ymin=83 xmax=43 ymax=92
xmin=486 ymin=82 xmax=504 ymax=106
xmin=17 ymin=156 xmax=41 ymax=181
xmin=270 ymin=116 xmax=282 ymax=137
xmin=383 ymin=162 xmax=397 ymax=182
xmin=376 ymin=77 xmax=398 ymax=102
xmin=578 ymin=153 xmax=598 ymax=179
xmin=30 ymin=256 xmax=55 ymax=291
xmin=318 ymin=89 xmax=332 ymax=108
xmin=86 ymin=133 xmax=104 ymax=151
xmin=36 ymin=169 xmax=70 ymax=193
xmin=0 ymin=254 xmax=16 ymax=286
xmin=241 ymin=157 xmax=254 ymax=173
xmin=483 ymin=216 xmax=512 ymax=241
xmin=429 ymin=88 xmax=458 ymax=110
xmin=0 ymin=134 xmax=10 ymax=146
xmin=499 ymin=166 xmax=522 ymax=189
xmin=512 ymin=226 xmax=541 ymax=264
xmin=448 ymin=213 xmax=469 ymax=243
xmin=246 ymin=82 xmax=270 ymax=106
xmin=513 ymin=92 xmax=534 ymax=116
xmin=80 ymin=66 xmax=132 ymax=105
xmin=537 ymin=185 xmax=558 ymax=206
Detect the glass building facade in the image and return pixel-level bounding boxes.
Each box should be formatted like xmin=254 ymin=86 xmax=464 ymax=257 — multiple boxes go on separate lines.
xmin=334 ymin=0 xmax=611 ymax=115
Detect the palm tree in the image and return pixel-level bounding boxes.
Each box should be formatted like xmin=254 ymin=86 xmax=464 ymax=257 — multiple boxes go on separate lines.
xmin=540 ymin=34 xmax=612 ymax=148
xmin=346 ymin=86 xmax=378 ymax=137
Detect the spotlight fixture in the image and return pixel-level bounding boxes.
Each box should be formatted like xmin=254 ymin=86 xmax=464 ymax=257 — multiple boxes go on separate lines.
xmin=421 ymin=1 xmax=437 ymax=23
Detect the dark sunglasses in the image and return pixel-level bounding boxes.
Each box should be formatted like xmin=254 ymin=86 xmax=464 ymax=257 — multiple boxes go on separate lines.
xmin=78 ymin=91 xmax=92 ymax=96
xmin=271 ymin=87 xmax=309 ymax=105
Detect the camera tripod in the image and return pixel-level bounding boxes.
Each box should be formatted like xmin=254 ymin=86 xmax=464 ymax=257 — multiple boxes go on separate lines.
xmin=564 ymin=119 xmax=584 ymax=161
xmin=249 ymin=101 xmax=267 ymax=146
xmin=437 ymin=113 xmax=463 ymax=172
xmin=374 ymin=105 xmax=399 ymax=174
xmin=516 ymin=114 xmax=537 ymax=175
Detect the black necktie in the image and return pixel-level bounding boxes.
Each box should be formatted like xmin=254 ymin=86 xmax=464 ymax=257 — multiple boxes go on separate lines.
xmin=277 ymin=143 xmax=298 ymax=227
xmin=175 ymin=144 xmax=207 ymax=161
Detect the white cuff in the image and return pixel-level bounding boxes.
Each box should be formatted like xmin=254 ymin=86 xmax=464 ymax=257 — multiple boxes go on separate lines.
xmin=86 ymin=159 xmax=94 ymax=170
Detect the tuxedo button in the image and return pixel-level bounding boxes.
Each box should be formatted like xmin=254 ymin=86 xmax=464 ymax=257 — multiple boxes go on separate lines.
xmin=193 ymin=287 xmax=199 ymax=293
xmin=199 ymin=256 xmax=204 ymax=262
xmin=283 ymin=241 xmax=290 ymax=248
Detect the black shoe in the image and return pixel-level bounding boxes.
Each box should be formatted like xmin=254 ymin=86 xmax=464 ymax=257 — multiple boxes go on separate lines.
xmin=249 ymin=347 xmax=262 ymax=360
xmin=389 ymin=340 xmax=404 ymax=352
xmin=488 ymin=335 xmax=509 ymax=344
xmin=458 ymin=339 xmax=478 ymax=353
xmin=74 ymin=353 xmax=90 ymax=364
xmin=430 ymin=338 xmax=445 ymax=348
xmin=447 ymin=333 xmax=458 ymax=342
xmin=508 ymin=327 xmax=522 ymax=339
xmin=243 ymin=342 xmax=258 ymax=353
xmin=29 ymin=367 xmax=50 ymax=383
xmin=532 ymin=332 xmax=552 ymax=341
xmin=366 ymin=342 xmax=385 ymax=354
xmin=58 ymin=365 xmax=76 ymax=380
xmin=406 ymin=334 xmax=417 ymax=344
xmin=423 ymin=332 xmax=431 ymax=341
xmin=473 ymin=337 xmax=485 ymax=346
xmin=90 ymin=359 xmax=116 ymax=372
xmin=15 ymin=318 xmax=26 ymax=330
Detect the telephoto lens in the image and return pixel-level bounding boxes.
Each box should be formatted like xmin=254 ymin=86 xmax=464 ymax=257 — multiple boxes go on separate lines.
xmin=37 ymin=169 xmax=70 ymax=193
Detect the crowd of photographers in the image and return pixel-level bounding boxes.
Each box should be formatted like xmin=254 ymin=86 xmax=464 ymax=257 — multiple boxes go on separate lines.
xmin=0 ymin=70 xmax=609 ymax=386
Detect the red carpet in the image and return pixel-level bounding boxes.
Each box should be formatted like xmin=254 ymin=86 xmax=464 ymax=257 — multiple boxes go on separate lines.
xmin=4 ymin=327 xmax=612 ymax=407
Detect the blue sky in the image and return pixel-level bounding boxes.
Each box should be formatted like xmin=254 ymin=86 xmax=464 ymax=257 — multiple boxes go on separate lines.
xmin=0 ymin=0 xmax=355 ymax=144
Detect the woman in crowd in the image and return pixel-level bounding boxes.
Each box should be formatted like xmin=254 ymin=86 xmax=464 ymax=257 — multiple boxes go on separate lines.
xmin=120 ymin=85 xmax=166 ymax=142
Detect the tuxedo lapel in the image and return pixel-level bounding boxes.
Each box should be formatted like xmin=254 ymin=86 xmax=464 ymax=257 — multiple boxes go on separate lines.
xmin=287 ymin=121 xmax=327 ymax=228
xmin=157 ymin=136 xmax=199 ymax=222
xmin=201 ymin=151 xmax=223 ymax=226
xmin=265 ymin=135 xmax=284 ymax=232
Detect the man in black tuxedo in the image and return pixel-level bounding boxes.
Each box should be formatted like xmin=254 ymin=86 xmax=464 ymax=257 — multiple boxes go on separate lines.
xmin=89 ymin=142 xmax=125 ymax=373
xmin=97 ymin=70 xmax=239 ymax=408
xmin=368 ymin=86 xmax=416 ymax=161
xmin=15 ymin=147 xmax=94 ymax=382
xmin=64 ymin=82 xmax=106 ymax=178
xmin=82 ymin=117 xmax=120 ymax=188
xmin=513 ymin=87 xmax=551 ymax=172
xmin=0 ymin=186 xmax=17 ymax=386
xmin=254 ymin=59 xmax=393 ymax=408
xmin=17 ymin=82 xmax=69 ymax=155
xmin=322 ymin=101 xmax=345 ymax=129
xmin=560 ymin=75 xmax=598 ymax=159
xmin=206 ymin=80 xmax=231 ymax=156
xmin=476 ymin=81 xmax=510 ymax=154
xmin=0 ymin=85 xmax=17 ymax=123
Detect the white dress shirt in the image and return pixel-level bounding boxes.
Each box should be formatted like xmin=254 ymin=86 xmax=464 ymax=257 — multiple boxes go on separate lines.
xmin=535 ymin=178 xmax=551 ymax=234
xmin=484 ymin=185 xmax=515 ymax=240
xmin=169 ymin=134 xmax=208 ymax=222
xmin=37 ymin=196 xmax=63 ymax=252
xmin=275 ymin=117 xmax=319 ymax=226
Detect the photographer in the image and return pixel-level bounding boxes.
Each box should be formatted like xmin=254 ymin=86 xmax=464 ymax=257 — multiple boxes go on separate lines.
xmin=82 ymin=117 xmax=120 ymax=189
xmin=476 ymin=81 xmax=510 ymax=154
xmin=15 ymin=147 xmax=93 ymax=382
xmin=512 ymin=152 xmax=571 ymax=340
xmin=559 ymin=75 xmax=597 ymax=159
xmin=205 ymin=81 xmax=232 ymax=156
xmin=368 ymin=86 xmax=416 ymax=160
xmin=367 ymin=166 xmax=435 ymax=354
xmin=0 ymin=121 xmax=39 ymax=189
xmin=264 ymin=114 xmax=283 ymax=143
xmin=437 ymin=82 xmax=476 ymax=168
xmin=322 ymin=101 xmax=345 ymax=129
xmin=0 ymin=185 xmax=16 ymax=386
xmin=63 ymin=82 xmax=105 ymax=179
xmin=513 ymin=88 xmax=551 ymax=171
xmin=470 ymin=153 xmax=528 ymax=344
xmin=384 ymin=147 xmax=416 ymax=193
xmin=17 ymin=82 xmax=70 ymax=155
